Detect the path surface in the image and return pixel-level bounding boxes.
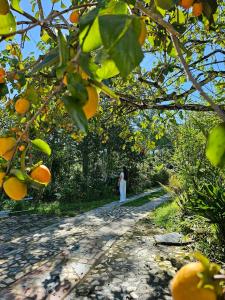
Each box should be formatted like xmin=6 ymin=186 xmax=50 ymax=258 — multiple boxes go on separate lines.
xmin=67 ymin=217 xmax=184 ymax=300
xmin=0 ymin=189 xmax=171 ymax=299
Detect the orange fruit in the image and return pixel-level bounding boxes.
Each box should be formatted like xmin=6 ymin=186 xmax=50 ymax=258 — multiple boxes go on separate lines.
xmin=13 ymin=73 xmax=20 ymax=81
xmin=0 ymin=137 xmax=16 ymax=161
xmin=63 ymin=75 xmax=68 ymax=85
xmin=0 ymin=171 xmax=6 ymax=187
xmin=18 ymin=145 xmax=25 ymax=152
xmin=2 ymin=148 xmax=15 ymax=161
xmin=70 ymin=10 xmax=79 ymax=23
xmin=0 ymin=0 xmax=10 ymax=15
xmin=3 ymin=177 xmax=27 ymax=201
xmin=171 ymin=262 xmax=217 ymax=300
xmin=15 ymin=98 xmax=30 ymax=114
xmin=193 ymin=2 xmax=203 ymax=16
xmin=0 ymin=67 xmax=6 ymax=83
xmin=30 ymin=165 xmax=51 ymax=184
xmin=78 ymin=67 xmax=89 ymax=80
xmin=139 ymin=20 xmax=147 ymax=45
xmin=83 ymin=86 xmax=99 ymax=119
xmin=179 ymin=0 xmax=194 ymax=9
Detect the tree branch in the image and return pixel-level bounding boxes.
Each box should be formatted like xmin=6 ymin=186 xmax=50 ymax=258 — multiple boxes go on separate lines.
xmin=171 ymin=34 xmax=225 ymax=122
xmin=136 ymin=1 xmax=180 ymax=37
xmin=37 ymin=0 xmax=44 ymax=20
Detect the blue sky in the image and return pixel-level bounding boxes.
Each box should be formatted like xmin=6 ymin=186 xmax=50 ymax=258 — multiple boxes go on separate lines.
xmin=1 ymin=0 xmax=223 ymax=102
xmin=1 ymin=0 xmax=153 ymax=70
xmin=0 ymin=0 xmax=72 ymax=57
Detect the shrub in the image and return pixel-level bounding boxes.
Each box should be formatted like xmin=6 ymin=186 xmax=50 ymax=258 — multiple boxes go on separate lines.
xmin=179 ymin=180 xmax=225 ymax=241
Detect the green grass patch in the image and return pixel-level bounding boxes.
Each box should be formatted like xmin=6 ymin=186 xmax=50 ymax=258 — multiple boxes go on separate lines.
xmin=5 ymin=195 xmax=118 ymax=217
xmin=121 ymin=189 xmax=166 ymax=207
xmin=151 ymin=199 xmax=181 ymax=231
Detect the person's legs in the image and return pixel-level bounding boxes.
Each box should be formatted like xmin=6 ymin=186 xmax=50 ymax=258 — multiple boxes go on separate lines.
xmin=120 ymin=181 xmax=126 ymax=202
xmin=124 ymin=181 xmax=126 ymax=201
xmin=119 ymin=183 xmax=123 ymax=202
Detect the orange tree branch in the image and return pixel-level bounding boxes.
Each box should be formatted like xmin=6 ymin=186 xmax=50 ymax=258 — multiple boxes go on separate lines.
xmin=171 ymin=34 xmax=225 ymax=122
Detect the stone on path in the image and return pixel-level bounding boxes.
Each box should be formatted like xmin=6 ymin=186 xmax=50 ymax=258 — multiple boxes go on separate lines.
xmin=154 ymin=232 xmax=191 ymax=245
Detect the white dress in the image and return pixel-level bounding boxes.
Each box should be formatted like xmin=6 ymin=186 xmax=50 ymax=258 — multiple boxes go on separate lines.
xmin=119 ymin=172 xmax=126 ymax=202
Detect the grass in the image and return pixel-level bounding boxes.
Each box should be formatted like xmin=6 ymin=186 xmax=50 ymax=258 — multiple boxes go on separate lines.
xmin=121 ymin=189 xmax=166 ymax=207
xmin=151 ymin=199 xmax=181 ymax=231
xmin=5 ymin=195 xmax=119 ymax=217
xmin=150 ymin=199 xmax=225 ymax=262
xmin=3 ymin=188 xmax=166 ymax=217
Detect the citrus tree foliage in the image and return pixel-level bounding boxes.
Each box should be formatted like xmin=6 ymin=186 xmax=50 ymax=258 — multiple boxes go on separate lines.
xmin=0 ymin=0 xmax=225 ymax=200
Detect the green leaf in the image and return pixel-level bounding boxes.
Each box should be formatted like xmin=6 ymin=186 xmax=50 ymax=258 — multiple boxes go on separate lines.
xmin=24 ymin=85 xmax=39 ymax=103
xmin=57 ymin=29 xmax=69 ymax=67
xmin=41 ymin=30 xmax=51 ymax=43
xmin=99 ymin=15 xmax=144 ymax=77
xmin=79 ymin=1 xmax=129 ymax=53
xmin=100 ymin=0 xmax=128 ymax=15
xmin=62 ymin=95 xmax=88 ymax=132
xmin=154 ymin=0 xmax=177 ymax=10
xmin=79 ymin=18 xmax=102 ymax=53
xmin=0 ymin=12 xmax=16 ymax=35
xmin=66 ymin=73 xmax=88 ymax=106
xmin=56 ymin=30 xmax=69 ymax=78
xmin=203 ymin=0 xmax=218 ymax=24
xmin=79 ymin=7 xmax=99 ymax=30
xmin=206 ymin=123 xmax=225 ymax=167
xmin=92 ymin=80 xmax=120 ymax=100
xmin=96 ymin=59 xmax=120 ymax=80
xmin=11 ymin=0 xmax=23 ymax=13
xmin=30 ymin=48 xmax=59 ymax=74
xmin=31 ymin=139 xmax=52 ymax=156
xmin=10 ymin=169 xmax=26 ymax=181
xmin=0 ymin=83 xmax=8 ymax=97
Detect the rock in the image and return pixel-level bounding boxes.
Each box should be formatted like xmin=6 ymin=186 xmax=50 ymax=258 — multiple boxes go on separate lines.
xmin=154 ymin=232 xmax=190 ymax=245
xmin=130 ymin=292 xmax=139 ymax=299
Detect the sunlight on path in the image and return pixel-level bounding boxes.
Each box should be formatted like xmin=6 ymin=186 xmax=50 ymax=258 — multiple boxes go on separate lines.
xmin=0 ymin=189 xmax=169 ymax=299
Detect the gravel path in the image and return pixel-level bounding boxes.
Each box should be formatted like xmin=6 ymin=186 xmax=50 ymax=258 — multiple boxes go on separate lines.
xmin=0 ymin=189 xmax=173 ymax=299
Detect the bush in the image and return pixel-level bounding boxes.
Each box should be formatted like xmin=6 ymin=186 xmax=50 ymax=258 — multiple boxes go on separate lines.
xmin=151 ymin=168 xmax=169 ymax=186
xmin=179 ymin=180 xmax=225 ymax=241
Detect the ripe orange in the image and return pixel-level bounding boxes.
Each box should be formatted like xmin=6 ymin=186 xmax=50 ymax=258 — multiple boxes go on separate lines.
xmin=0 ymin=67 xmax=6 ymax=83
xmin=30 ymin=165 xmax=51 ymax=184
xmin=193 ymin=2 xmax=203 ymax=16
xmin=139 ymin=20 xmax=147 ymax=46
xmin=19 ymin=145 xmax=25 ymax=152
xmin=0 ymin=171 xmax=6 ymax=187
xmin=171 ymin=262 xmax=217 ymax=300
xmin=78 ymin=67 xmax=89 ymax=80
xmin=70 ymin=10 xmax=79 ymax=23
xmin=83 ymin=86 xmax=99 ymax=119
xmin=179 ymin=0 xmax=194 ymax=9
xmin=3 ymin=177 xmax=27 ymax=201
xmin=15 ymin=98 xmax=30 ymax=114
xmin=2 ymin=148 xmax=15 ymax=161
xmin=0 ymin=137 xmax=16 ymax=161
xmin=63 ymin=75 xmax=68 ymax=85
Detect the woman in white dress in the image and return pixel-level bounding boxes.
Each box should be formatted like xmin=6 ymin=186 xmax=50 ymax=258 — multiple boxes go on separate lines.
xmin=118 ymin=167 xmax=128 ymax=202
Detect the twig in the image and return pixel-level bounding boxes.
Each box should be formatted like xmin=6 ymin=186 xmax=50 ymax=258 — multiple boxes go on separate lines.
xmin=171 ymin=34 xmax=225 ymax=122
xmin=136 ymin=1 xmax=180 ymax=37
xmin=37 ymin=0 xmax=44 ymax=20
xmin=6 ymin=84 xmax=63 ymax=174
xmin=0 ymin=3 xmax=98 ymax=41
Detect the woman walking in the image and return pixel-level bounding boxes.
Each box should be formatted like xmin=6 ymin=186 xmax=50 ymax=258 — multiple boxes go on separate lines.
xmin=118 ymin=166 xmax=128 ymax=202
